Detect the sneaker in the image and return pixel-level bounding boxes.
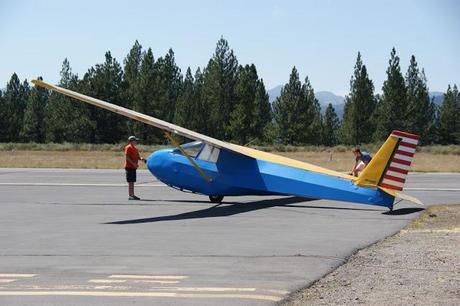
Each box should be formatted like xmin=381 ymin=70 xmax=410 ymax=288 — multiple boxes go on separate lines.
xmin=129 ymin=195 xmax=141 ymax=200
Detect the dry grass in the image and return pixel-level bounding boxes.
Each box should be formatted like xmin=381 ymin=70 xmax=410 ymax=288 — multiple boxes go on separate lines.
xmin=0 ymin=150 xmax=151 ymax=169
xmin=277 ymin=151 xmax=460 ymax=172
xmin=406 ymin=204 xmax=460 ymax=231
xmin=0 ymin=148 xmax=459 ymax=172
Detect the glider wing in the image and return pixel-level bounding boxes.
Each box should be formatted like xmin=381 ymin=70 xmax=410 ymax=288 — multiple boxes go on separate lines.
xmin=32 ymin=79 xmax=352 ymax=180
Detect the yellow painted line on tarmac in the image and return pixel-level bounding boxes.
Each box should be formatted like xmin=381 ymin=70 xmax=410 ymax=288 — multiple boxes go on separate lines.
xmin=148 ymin=287 xmax=257 ymax=292
xmin=0 ymin=274 xmax=36 ymax=278
xmin=264 ymin=289 xmax=290 ymax=295
xmin=405 ymin=187 xmax=460 ymax=191
xmin=109 ymin=275 xmax=188 ymax=280
xmin=0 ymin=183 xmax=164 ymax=187
xmin=88 ymin=279 xmax=127 ymax=284
xmin=132 ymin=280 xmax=180 ymax=284
xmin=94 ymin=286 xmax=114 ymax=290
xmin=0 ymin=291 xmax=283 ymax=301
xmin=0 ymin=279 xmax=16 ymax=283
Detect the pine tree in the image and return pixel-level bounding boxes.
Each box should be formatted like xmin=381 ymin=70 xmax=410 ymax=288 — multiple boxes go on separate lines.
xmin=193 ymin=68 xmax=208 ymax=134
xmin=123 ymin=41 xmax=143 ymax=101
xmin=22 ymin=76 xmax=49 ymax=142
xmin=301 ymin=77 xmax=322 ymax=144
xmin=0 ymin=89 xmax=5 ymax=141
xmin=439 ymin=84 xmax=460 ymax=144
xmin=340 ymin=52 xmax=376 ymax=144
xmin=154 ymin=48 xmax=182 ymax=124
xmin=229 ymin=64 xmax=259 ymax=144
xmin=133 ymin=48 xmax=163 ymax=143
xmin=373 ymin=48 xmax=407 ymax=141
xmin=405 ymin=56 xmax=436 ymax=143
xmin=123 ymin=40 xmax=143 ymax=134
xmin=46 ymin=59 xmax=94 ymax=143
xmin=273 ymin=68 xmax=321 ymax=144
xmin=2 ymin=74 xmax=29 ymax=142
xmin=81 ymin=52 xmax=125 ymax=143
xmin=202 ymin=37 xmax=238 ymax=140
xmin=174 ymin=67 xmax=196 ymax=129
xmin=273 ymin=67 xmax=303 ymax=144
xmin=322 ymin=103 xmax=340 ymax=146
xmin=253 ymin=79 xmax=272 ymax=142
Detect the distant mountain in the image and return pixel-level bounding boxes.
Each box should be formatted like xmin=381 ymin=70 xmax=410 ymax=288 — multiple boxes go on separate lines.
xmin=315 ymin=91 xmax=345 ymax=106
xmin=429 ymin=92 xmax=444 ymax=106
xmin=268 ymin=85 xmax=282 ymax=103
xmin=268 ymin=85 xmax=446 ymax=120
xmin=315 ymin=91 xmax=345 ymax=118
xmin=268 ymin=85 xmax=345 ymax=117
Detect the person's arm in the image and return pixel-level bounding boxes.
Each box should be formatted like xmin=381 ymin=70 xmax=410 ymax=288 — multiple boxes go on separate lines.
xmin=351 ymin=160 xmax=358 ymax=173
xmin=136 ymin=149 xmax=147 ymax=164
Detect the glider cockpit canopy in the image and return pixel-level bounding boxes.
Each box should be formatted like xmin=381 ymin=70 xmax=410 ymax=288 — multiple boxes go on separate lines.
xmin=173 ymin=141 xmax=220 ymax=163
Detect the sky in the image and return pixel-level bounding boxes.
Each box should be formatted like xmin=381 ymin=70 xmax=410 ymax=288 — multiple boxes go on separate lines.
xmin=1 ymin=0 xmax=459 ymax=95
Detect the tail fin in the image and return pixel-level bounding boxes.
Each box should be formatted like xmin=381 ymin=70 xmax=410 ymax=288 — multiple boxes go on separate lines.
xmin=355 ymin=130 xmax=420 ymax=190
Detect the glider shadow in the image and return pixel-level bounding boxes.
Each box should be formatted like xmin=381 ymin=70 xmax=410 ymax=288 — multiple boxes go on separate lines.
xmin=105 ymin=196 xmax=382 ymax=225
xmin=382 ymin=207 xmax=425 ymax=215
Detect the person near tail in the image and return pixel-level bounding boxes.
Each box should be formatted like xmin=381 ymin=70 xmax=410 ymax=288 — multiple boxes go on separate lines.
xmin=351 ymin=147 xmax=372 ymax=177
xmin=124 ymin=136 xmax=146 ymax=200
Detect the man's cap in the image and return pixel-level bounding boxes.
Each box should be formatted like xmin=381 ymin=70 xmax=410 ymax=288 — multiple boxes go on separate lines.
xmin=128 ymin=136 xmax=138 ymax=141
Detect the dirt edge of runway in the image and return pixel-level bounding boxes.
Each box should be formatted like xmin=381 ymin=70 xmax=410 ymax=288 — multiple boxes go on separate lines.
xmin=280 ymin=204 xmax=460 ymax=306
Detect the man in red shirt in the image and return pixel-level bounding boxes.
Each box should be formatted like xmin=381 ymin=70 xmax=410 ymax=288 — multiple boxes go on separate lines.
xmin=124 ymin=136 xmax=146 ymax=200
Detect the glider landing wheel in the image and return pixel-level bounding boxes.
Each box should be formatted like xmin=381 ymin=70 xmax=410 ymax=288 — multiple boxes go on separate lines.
xmin=209 ymin=195 xmax=224 ymax=203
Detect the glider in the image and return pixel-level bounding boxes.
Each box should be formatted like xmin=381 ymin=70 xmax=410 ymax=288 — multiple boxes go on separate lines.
xmin=32 ymin=79 xmax=422 ymax=211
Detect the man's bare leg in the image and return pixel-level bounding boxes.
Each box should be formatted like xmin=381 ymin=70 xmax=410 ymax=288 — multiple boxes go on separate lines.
xmin=128 ymin=182 xmax=134 ymax=196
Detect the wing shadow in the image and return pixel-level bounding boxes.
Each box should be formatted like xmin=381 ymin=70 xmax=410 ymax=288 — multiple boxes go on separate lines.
xmin=105 ymin=196 xmax=382 ymax=225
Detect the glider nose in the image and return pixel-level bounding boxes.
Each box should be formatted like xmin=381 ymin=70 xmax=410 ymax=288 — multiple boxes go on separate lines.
xmin=147 ymin=149 xmax=172 ymax=181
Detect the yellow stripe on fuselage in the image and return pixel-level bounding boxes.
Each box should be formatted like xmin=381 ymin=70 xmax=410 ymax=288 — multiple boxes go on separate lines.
xmin=234 ymin=145 xmax=354 ymax=180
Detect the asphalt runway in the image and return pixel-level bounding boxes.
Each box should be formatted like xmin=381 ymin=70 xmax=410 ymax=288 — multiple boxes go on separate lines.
xmin=0 ymin=168 xmax=459 ymax=305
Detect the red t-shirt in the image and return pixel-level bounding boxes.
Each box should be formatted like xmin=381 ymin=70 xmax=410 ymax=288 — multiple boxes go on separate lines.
xmin=124 ymin=143 xmax=140 ymax=169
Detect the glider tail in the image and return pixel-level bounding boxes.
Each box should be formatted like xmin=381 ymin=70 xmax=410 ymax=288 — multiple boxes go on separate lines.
xmin=355 ymin=130 xmax=422 ymax=205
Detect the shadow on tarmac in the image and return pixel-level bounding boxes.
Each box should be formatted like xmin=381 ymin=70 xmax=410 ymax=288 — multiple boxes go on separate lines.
xmin=382 ymin=207 xmax=425 ymax=215
xmin=105 ymin=196 xmax=383 ymax=224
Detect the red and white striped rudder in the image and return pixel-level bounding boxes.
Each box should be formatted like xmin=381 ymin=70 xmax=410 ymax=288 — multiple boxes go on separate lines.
xmin=379 ymin=130 xmax=420 ymax=191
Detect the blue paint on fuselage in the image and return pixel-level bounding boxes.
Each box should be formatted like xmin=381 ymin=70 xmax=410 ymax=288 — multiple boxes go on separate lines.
xmin=147 ymin=148 xmax=394 ymax=208
xmin=147 ymin=148 xmax=274 ymax=196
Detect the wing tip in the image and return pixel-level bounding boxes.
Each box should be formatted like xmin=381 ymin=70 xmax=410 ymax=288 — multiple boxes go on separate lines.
xmin=32 ymin=79 xmax=53 ymax=90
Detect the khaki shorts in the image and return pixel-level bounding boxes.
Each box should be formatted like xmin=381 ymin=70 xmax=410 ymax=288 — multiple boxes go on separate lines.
xmin=355 ymin=161 xmax=366 ymax=173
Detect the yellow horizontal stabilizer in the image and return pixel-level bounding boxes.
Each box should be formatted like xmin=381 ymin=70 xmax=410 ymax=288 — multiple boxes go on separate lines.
xmin=379 ymin=187 xmax=424 ymax=206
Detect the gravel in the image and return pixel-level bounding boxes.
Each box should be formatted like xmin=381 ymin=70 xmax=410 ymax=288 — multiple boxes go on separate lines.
xmin=281 ymin=204 xmax=460 ymax=306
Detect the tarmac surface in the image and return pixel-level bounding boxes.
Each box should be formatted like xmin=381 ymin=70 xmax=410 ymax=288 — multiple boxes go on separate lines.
xmin=0 ymin=168 xmax=459 ymax=305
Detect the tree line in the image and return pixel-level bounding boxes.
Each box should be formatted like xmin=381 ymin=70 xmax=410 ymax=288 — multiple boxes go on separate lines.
xmin=0 ymin=38 xmax=459 ymax=146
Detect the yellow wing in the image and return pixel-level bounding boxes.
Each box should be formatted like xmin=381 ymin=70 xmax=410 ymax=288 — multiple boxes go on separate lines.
xmin=32 ymin=79 xmax=353 ymax=180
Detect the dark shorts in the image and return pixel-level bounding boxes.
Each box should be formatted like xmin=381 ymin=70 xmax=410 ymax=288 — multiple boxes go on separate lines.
xmin=125 ymin=168 xmax=137 ymax=183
